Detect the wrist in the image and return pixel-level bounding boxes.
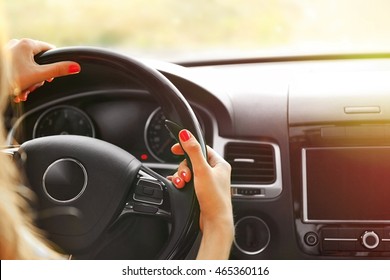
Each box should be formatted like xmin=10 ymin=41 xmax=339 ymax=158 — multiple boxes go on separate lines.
xmin=196 ymin=216 xmax=235 ymax=260
xmin=202 ymin=215 xmax=235 ymax=238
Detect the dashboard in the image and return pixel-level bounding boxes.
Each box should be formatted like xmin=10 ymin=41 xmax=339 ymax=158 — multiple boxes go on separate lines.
xmin=8 ymin=53 xmax=390 ymax=259
xmin=13 ymin=94 xmax=208 ymax=165
xmin=10 ymin=86 xmax=214 ymax=178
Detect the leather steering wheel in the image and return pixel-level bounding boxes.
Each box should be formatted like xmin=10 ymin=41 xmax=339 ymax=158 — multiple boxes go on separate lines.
xmin=16 ymin=47 xmax=206 ymax=259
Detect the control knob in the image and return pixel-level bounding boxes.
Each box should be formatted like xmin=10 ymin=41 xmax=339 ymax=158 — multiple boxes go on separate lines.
xmin=361 ymin=231 xmax=380 ymax=250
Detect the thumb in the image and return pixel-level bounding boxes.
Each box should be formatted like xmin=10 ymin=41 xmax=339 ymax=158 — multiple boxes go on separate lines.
xmin=38 ymin=61 xmax=81 ymax=80
xmin=178 ymin=129 xmax=208 ymax=173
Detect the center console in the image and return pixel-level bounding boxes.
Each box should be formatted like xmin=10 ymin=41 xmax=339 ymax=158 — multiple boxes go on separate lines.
xmin=290 ymin=125 xmax=390 ymax=258
xmin=288 ymin=67 xmax=390 ymax=258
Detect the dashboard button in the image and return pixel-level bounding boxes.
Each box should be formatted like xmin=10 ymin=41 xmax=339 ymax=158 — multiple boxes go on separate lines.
xmin=304 ymin=232 xmax=319 ymax=246
xmin=133 ymin=203 xmax=158 ymax=214
xmin=361 ymin=231 xmax=380 ymax=250
xmin=133 ymin=179 xmax=163 ymax=205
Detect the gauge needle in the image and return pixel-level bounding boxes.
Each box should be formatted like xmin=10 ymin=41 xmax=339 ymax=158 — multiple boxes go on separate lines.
xmin=157 ymin=138 xmax=173 ymax=155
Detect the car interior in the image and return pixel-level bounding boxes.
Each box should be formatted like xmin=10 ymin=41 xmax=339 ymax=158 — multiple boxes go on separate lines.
xmin=3 ymin=0 xmax=390 ymax=260
xmin=4 ymin=49 xmax=390 ymax=260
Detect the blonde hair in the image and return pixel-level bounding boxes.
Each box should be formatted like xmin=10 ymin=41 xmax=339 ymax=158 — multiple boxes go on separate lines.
xmin=0 ymin=8 xmax=62 ymax=259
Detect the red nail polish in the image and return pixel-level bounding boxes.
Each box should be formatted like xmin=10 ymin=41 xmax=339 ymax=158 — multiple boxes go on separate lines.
xmin=179 ymin=130 xmax=191 ymax=142
xmin=174 ymin=177 xmax=184 ymax=189
xmin=180 ymin=171 xmax=187 ymax=179
xmin=19 ymin=91 xmax=29 ymax=102
xmin=68 ymin=64 xmax=80 ymax=74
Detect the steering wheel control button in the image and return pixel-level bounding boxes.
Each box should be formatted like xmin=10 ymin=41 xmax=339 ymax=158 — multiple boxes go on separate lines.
xmin=361 ymin=231 xmax=380 ymax=250
xmin=142 ymin=187 xmax=155 ymax=196
xmin=43 ymin=158 xmax=87 ymax=203
xmin=133 ymin=179 xmax=163 ymax=205
xmin=133 ymin=203 xmax=158 ymax=214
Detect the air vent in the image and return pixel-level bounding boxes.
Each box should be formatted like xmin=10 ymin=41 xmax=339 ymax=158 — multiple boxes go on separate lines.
xmin=225 ymin=142 xmax=276 ymax=184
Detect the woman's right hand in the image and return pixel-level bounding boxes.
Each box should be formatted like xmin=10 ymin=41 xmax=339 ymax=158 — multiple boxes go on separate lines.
xmin=169 ymin=129 xmax=234 ymax=259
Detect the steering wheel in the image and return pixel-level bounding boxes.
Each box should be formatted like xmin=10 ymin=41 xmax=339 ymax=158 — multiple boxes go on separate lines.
xmin=15 ymin=47 xmax=207 ymax=259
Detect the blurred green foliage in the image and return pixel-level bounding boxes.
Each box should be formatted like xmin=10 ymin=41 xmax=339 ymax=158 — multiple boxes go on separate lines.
xmin=3 ymin=0 xmax=390 ymax=60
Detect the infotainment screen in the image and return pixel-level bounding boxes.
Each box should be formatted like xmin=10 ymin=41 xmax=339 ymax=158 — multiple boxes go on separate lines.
xmin=302 ymin=147 xmax=390 ymax=223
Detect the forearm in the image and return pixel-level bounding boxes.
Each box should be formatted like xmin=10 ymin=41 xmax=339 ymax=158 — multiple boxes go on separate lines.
xmin=196 ymin=219 xmax=234 ymax=260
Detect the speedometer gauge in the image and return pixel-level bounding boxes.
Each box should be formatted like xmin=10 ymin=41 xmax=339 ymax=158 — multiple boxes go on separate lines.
xmin=144 ymin=108 xmax=183 ymax=163
xmin=33 ymin=106 xmax=95 ymax=139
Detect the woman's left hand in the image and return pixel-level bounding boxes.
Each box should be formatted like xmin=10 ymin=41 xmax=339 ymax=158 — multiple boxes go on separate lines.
xmin=6 ymin=38 xmax=81 ymax=103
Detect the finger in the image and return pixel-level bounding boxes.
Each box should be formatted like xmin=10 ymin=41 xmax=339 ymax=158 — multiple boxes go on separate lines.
xmin=31 ymin=39 xmax=56 ymax=54
xmin=171 ymin=143 xmax=184 ymax=155
xmin=177 ymin=160 xmax=192 ymax=182
xmin=171 ymin=175 xmax=185 ymax=189
xmin=167 ymin=170 xmax=178 ymax=183
xmin=14 ymin=90 xmax=30 ymax=103
xmin=38 ymin=61 xmax=81 ymax=81
xmin=13 ymin=82 xmax=45 ymax=103
xmin=28 ymin=81 xmax=45 ymax=93
xmin=8 ymin=38 xmax=55 ymax=55
xmin=6 ymin=38 xmax=19 ymax=48
xmin=13 ymin=95 xmax=21 ymax=103
xmin=178 ymin=129 xmax=208 ymax=173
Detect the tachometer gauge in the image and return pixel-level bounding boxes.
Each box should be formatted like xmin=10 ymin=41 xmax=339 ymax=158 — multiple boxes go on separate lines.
xmin=33 ymin=106 xmax=95 ymax=139
xmin=144 ymin=108 xmax=183 ymax=163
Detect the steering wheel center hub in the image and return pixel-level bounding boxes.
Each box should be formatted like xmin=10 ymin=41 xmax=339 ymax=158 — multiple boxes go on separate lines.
xmin=43 ymin=158 xmax=87 ymax=203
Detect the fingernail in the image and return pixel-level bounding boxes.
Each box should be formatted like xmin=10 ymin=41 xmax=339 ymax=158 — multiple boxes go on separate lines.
xmin=179 ymin=130 xmax=191 ymax=142
xmin=47 ymin=78 xmax=54 ymax=82
xmin=68 ymin=64 xmax=81 ymax=74
xmin=173 ymin=177 xmax=184 ymax=189
xmin=19 ymin=91 xmax=30 ymax=102
xmin=180 ymin=171 xmax=187 ymax=180
xmin=29 ymin=84 xmax=41 ymax=93
xmin=13 ymin=96 xmax=21 ymax=103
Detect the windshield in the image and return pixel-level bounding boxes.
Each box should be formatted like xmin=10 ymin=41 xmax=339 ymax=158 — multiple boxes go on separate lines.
xmin=3 ymin=0 xmax=390 ymax=61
